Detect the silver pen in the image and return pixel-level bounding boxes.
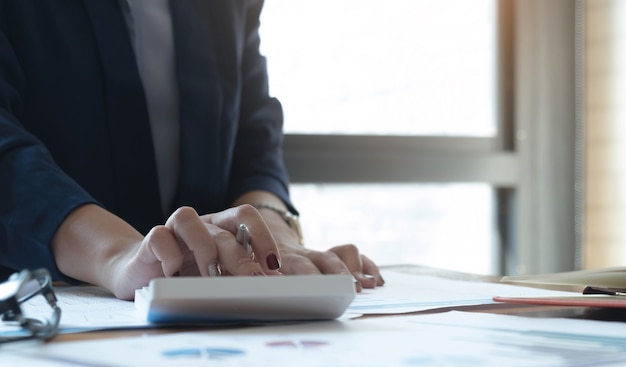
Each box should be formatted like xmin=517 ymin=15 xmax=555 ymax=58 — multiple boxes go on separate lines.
xmin=236 ymin=223 xmax=253 ymax=258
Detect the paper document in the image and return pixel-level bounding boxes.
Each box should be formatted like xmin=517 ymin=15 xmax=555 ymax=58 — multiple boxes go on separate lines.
xmin=20 ymin=285 xmax=145 ymax=331
xmin=9 ymin=311 xmax=626 ymax=367
xmin=0 ymin=270 xmax=576 ymax=336
xmin=348 ymin=270 xmax=575 ymax=314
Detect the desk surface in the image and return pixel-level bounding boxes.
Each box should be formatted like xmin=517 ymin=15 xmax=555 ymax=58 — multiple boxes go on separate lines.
xmin=46 ymin=264 xmax=626 ymax=344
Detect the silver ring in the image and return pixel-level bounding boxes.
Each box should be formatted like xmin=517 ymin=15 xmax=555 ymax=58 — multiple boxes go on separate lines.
xmin=208 ymin=262 xmax=221 ymax=277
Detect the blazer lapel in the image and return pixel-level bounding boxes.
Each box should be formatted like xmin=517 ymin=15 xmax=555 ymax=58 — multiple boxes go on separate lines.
xmin=82 ymin=0 xmax=163 ymax=231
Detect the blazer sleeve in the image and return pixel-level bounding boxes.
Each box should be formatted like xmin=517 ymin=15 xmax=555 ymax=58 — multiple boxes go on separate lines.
xmin=226 ymin=0 xmax=296 ymax=212
xmin=0 ymin=21 xmax=97 ymax=281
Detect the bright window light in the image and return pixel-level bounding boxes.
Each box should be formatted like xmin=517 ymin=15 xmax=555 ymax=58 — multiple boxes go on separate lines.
xmin=260 ymin=0 xmax=497 ymax=136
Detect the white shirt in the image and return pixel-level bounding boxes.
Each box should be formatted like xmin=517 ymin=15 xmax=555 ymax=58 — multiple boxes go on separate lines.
xmin=121 ymin=0 xmax=180 ymax=215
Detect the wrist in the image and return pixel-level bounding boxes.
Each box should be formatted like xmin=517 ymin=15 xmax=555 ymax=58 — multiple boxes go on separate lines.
xmin=51 ymin=204 xmax=142 ymax=291
xmin=253 ymin=204 xmax=304 ymax=245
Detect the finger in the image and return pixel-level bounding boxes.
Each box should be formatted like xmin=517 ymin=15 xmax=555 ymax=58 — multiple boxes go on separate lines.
xmin=204 ymin=204 xmax=282 ymax=273
xmin=307 ymin=251 xmax=352 ymax=276
xmin=141 ymin=225 xmax=184 ymax=277
xmin=309 ymin=251 xmax=366 ymax=291
xmin=279 ymin=251 xmax=362 ymax=292
xmin=205 ymin=225 xmax=267 ymax=276
xmin=329 ymin=244 xmax=378 ymax=289
xmin=361 ymin=254 xmax=385 ymax=286
xmin=165 ymin=206 xmax=219 ymax=276
xmin=278 ymin=253 xmax=323 ymax=275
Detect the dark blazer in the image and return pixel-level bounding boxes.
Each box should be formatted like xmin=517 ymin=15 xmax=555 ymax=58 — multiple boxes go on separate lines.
xmin=0 ymin=0 xmax=291 ymax=280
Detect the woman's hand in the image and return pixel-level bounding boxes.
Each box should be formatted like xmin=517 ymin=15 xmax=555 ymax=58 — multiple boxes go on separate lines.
xmin=52 ymin=204 xmax=281 ymax=300
xmin=113 ymin=205 xmax=282 ymax=299
xmin=276 ymin=242 xmax=385 ymax=291
xmin=231 ymin=190 xmax=385 ymax=291
xmin=199 ymin=204 xmax=282 ymax=275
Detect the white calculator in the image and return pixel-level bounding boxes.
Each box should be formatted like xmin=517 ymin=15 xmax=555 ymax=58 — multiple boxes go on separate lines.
xmin=134 ymin=274 xmax=356 ymax=324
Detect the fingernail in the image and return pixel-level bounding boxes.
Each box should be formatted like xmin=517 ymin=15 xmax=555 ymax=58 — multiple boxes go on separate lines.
xmin=266 ymin=253 xmax=281 ymax=270
xmin=251 ymin=272 xmax=266 ymax=276
xmin=354 ymin=280 xmax=363 ymax=292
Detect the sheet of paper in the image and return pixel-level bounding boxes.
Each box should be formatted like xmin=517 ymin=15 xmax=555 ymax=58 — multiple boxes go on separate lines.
xmin=0 ymin=285 xmax=147 ymax=338
xmin=0 ymin=270 xmax=576 ymax=337
xmin=9 ymin=311 xmax=626 ymax=367
xmin=347 ymin=270 xmax=576 ymax=314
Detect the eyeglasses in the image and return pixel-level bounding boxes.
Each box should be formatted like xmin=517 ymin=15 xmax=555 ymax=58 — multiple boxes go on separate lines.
xmin=0 ymin=268 xmax=61 ymax=343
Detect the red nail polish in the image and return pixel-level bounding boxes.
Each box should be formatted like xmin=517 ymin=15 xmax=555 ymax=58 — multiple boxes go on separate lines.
xmin=266 ymin=253 xmax=280 ymax=270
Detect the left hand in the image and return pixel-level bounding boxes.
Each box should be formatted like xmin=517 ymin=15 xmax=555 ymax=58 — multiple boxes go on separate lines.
xmin=231 ymin=190 xmax=385 ymax=291
xmin=276 ymin=242 xmax=385 ymax=291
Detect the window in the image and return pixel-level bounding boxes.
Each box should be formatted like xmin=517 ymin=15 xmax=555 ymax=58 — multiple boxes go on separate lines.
xmin=291 ymin=183 xmax=495 ymax=273
xmin=260 ymin=0 xmax=580 ymax=275
xmin=260 ymin=0 xmax=497 ymax=136
xmin=260 ymin=0 xmax=499 ymax=275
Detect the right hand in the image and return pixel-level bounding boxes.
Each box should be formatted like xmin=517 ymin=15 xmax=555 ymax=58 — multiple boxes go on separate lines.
xmin=53 ymin=204 xmax=281 ymax=300
xmin=111 ymin=205 xmax=283 ymax=299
